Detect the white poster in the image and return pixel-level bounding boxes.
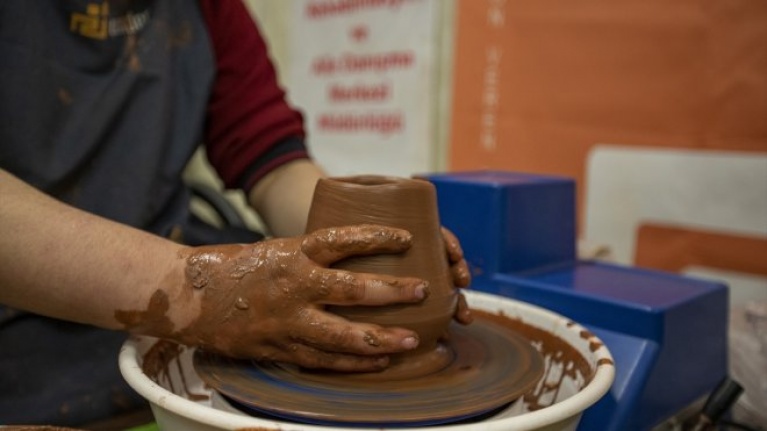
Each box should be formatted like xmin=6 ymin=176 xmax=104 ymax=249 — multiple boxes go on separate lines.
xmin=287 ymin=0 xmax=437 ymax=176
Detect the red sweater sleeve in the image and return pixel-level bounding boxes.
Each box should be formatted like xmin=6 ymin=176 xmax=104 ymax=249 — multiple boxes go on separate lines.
xmin=199 ymin=0 xmax=308 ymax=190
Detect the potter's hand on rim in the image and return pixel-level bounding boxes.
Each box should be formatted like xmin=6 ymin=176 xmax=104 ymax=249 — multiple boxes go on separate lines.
xmin=441 ymin=227 xmax=473 ymax=325
xmin=172 ymin=224 xmax=426 ymax=372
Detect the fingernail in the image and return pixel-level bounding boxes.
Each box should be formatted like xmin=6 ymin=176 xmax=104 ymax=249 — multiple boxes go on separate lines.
xmin=402 ymin=336 xmax=419 ymax=350
xmin=415 ymin=282 xmax=429 ymax=299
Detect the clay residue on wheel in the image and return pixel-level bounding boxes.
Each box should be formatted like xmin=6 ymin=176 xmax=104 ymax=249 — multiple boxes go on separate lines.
xmin=471 ymin=309 xmax=608 ymax=411
xmin=141 ymin=338 xmax=209 ymax=402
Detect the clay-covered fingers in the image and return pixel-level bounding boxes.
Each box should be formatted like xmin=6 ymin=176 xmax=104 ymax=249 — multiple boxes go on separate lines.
xmin=441 ymin=227 xmax=471 ymax=288
xmin=307 ymin=268 xmax=428 ymax=306
xmin=450 ymin=260 xmax=471 ymax=289
xmin=291 ymin=308 xmax=419 ymax=358
xmin=301 ymin=224 xmax=413 ymax=266
xmin=454 ymin=293 xmax=474 ymax=325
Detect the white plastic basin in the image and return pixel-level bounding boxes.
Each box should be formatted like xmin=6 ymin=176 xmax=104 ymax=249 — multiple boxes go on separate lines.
xmin=119 ymin=290 xmax=615 ymax=431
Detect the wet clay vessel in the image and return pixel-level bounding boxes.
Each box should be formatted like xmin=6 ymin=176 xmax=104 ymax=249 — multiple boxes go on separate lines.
xmin=304 ymin=175 xmax=458 ymax=378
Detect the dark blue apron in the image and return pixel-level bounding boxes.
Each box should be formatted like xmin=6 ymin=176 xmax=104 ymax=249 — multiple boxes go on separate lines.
xmin=0 ymin=1 xmax=245 ymax=425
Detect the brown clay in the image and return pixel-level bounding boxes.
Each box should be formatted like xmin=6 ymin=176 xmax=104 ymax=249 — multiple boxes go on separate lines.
xmin=141 ymin=338 xmax=209 ymax=402
xmin=114 ymin=289 xmax=175 ymax=336
xmin=305 ymin=175 xmax=458 ymax=378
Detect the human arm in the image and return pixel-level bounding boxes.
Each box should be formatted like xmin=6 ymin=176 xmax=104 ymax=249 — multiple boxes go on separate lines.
xmin=198 ymin=0 xmax=319 ymax=237
xmin=0 ymin=169 xmax=184 ymax=330
xmin=248 ymin=158 xmax=324 ymax=237
xmin=0 ymin=169 xmax=426 ymax=371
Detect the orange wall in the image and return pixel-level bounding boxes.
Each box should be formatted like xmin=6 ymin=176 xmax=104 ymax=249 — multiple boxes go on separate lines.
xmin=449 ymin=0 xmax=767 ymax=233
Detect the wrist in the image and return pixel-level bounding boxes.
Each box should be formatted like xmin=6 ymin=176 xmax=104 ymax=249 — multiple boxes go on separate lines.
xmin=114 ymin=244 xmax=201 ymax=340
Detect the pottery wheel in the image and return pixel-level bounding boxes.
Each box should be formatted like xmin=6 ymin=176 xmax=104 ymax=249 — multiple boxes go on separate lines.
xmin=194 ymin=315 xmax=544 ymax=427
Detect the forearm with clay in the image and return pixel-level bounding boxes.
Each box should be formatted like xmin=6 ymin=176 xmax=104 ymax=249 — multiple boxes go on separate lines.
xmin=0 ymin=169 xmax=427 ymax=371
xmin=0 ymin=169 xmax=187 ymax=331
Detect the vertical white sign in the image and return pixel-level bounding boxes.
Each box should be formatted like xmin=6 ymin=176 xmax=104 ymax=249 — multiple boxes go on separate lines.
xmin=288 ymin=0 xmax=437 ymax=176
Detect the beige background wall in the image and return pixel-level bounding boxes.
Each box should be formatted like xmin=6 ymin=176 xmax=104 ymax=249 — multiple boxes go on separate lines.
xmin=245 ymin=0 xmax=457 ymax=174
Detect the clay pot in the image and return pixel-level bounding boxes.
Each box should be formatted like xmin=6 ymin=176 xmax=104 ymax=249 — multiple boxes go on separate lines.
xmin=305 ymin=175 xmax=457 ymax=378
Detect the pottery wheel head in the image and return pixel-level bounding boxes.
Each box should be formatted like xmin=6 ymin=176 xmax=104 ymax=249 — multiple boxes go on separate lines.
xmin=194 ymin=316 xmax=545 ymax=427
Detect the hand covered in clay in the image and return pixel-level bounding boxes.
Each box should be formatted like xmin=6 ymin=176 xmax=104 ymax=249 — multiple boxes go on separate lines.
xmin=167 ymin=225 xmax=427 ymax=372
xmin=441 ymin=227 xmax=473 ymax=324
